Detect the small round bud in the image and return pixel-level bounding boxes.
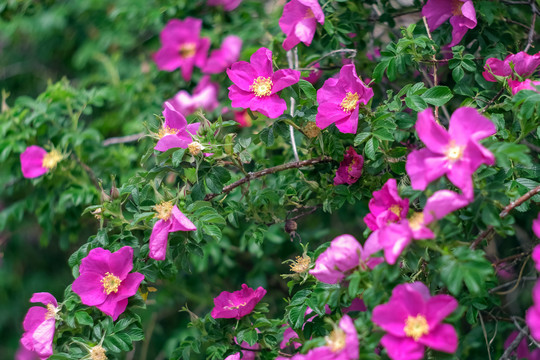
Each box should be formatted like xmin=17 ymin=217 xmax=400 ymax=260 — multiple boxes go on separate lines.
xmin=285 ymin=220 xmax=298 ymax=234
xmin=188 ymin=142 xmax=204 ymax=156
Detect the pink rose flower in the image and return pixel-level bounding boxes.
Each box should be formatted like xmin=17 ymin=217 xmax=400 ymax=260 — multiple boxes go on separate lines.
xmin=71 ymin=246 xmax=145 ymax=321
xmin=527 ymin=281 xmax=540 ymax=341
xmin=334 ymin=147 xmax=364 ymax=185
xmin=210 ymin=284 xmax=267 ymax=319
xmin=310 ymin=234 xmax=383 ymax=284
xmin=225 ymin=340 xmax=259 ymax=360
xmin=302 ymin=63 xmax=322 ymax=84
xmin=509 ymin=79 xmax=540 ymax=95
xmin=153 ymin=18 xmax=210 ymax=81
xmin=483 ymin=51 xmax=540 ymax=82
xmin=149 ymin=202 xmax=196 ymax=261
xmin=154 ymin=101 xmax=201 ymax=152
xmin=20 ymin=293 xmax=58 ymax=360
xmin=363 ymin=178 xmax=409 ymax=231
xmin=20 ymin=146 xmax=63 ymax=179
xmin=372 ymin=282 xmax=458 ymax=360
xmin=227 ymin=47 xmax=300 ymax=119
xmin=278 ymin=0 xmax=324 ymax=51
xmin=316 ymin=64 xmax=373 ymax=134
xmin=207 ymin=0 xmax=242 ymax=11
xmin=280 ymin=306 xmax=332 ymax=349
xmin=422 ymin=0 xmax=477 ymax=47
xmin=15 ymin=345 xmax=41 ymax=360
xmin=234 ymin=110 xmax=252 ymax=127
xmin=406 ymin=107 xmax=496 ymax=199
xmin=533 ymin=215 xmax=540 ymax=272
xmin=202 ymin=35 xmax=243 ymax=74
xmin=168 ymin=76 xmax=219 ymax=116
xmin=504 ymin=331 xmax=540 ymax=359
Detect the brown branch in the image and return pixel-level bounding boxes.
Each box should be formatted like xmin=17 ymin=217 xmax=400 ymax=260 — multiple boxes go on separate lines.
xmin=499 ymin=327 xmax=527 ymax=360
xmin=204 ymin=157 xmax=333 ymax=201
xmin=71 ymin=153 xmax=101 ymax=192
xmin=524 ymin=1 xmax=537 ymax=52
xmin=481 ymin=88 xmax=504 ymax=113
xmin=500 ymin=184 xmax=540 ymax=217
xmin=470 ymin=226 xmax=495 ymax=249
xmin=306 ymin=49 xmax=357 ymax=69
xmin=103 ymin=132 xmax=145 ymax=146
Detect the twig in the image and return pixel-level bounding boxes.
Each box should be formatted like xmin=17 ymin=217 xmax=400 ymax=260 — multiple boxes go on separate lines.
xmin=287 ymin=48 xmax=300 ymax=162
xmin=499 ymin=327 xmax=527 ymax=360
xmin=204 ymin=157 xmax=333 ymax=201
xmin=479 ymin=312 xmax=493 ymax=360
xmin=305 ymin=49 xmax=357 ymax=69
xmin=103 ymin=132 xmax=145 ymax=146
xmin=524 ymin=1 xmax=537 ymax=52
xmin=512 ymin=316 xmax=540 ymax=348
xmin=481 ymin=88 xmax=504 ymax=114
xmin=494 ymin=256 xmax=530 ymax=295
xmin=422 ymin=16 xmax=440 ymax=120
xmin=71 ymin=153 xmax=101 ymax=192
xmin=499 ymin=185 xmax=540 ymax=217
xmin=489 ymin=276 xmax=537 ymax=293
xmin=493 ymin=252 xmax=530 ymax=266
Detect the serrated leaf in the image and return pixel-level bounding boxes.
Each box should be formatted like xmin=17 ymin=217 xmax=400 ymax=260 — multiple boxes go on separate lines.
xmin=298 ymin=79 xmax=317 ymax=101
xmin=421 ymin=86 xmax=453 ymax=106
xmin=404 ymin=95 xmax=427 ymax=112
xmin=75 ymin=311 xmax=93 ymax=326
xmin=364 ymin=137 xmax=379 ymax=160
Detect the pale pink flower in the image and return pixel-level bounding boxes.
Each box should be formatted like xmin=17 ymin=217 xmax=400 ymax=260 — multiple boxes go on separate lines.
xmin=154 ymin=102 xmax=201 ymax=152
xmin=149 ymin=202 xmax=196 ymax=261
xmin=168 ymin=76 xmax=219 ymax=116
xmin=20 ymin=146 xmax=62 ymax=179
xmin=316 ymin=64 xmax=373 ymax=134
xmin=202 ymin=35 xmax=243 ymax=74
xmin=334 ymin=147 xmax=364 ymax=185
xmin=227 ymin=47 xmax=300 ymax=119
xmin=422 ymin=0 xmax=477 ymax=47
xmin=20 ymin=293 xmax=58 ymax=360
xmin=207 ymin=0 xmax=242 ymax=11
xmin=363 ymin=178 xmax=409 ymax=232
xmin=406 ymin=107 xmax=496 ymax=199
xmin=279 ymin=0 xmax=325 ymax=51
xmin=153 ymin=18 xmax=210 ymax=81
xmin=211 ymin=284 xmax=266 ymax=319
xmin=372 ymin=282 xmax=458 ymax=360
xmin=483 ymin=51 xmax=540 ymax=82
xmin=71 ymin=246 xmax=144 ymax=320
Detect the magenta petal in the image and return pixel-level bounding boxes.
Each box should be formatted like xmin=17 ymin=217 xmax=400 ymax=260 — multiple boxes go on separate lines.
xmin=23 ymin=307 xmax=47 ymax=332
xmin=229 ymin=85 xmax=255 ymax=109
xmin=533 ymin=244 xmax=540 ymax=272
xmin=153 ymin=47 xmax=182 ymax=72
xmin=527 ymin=304 xmax=540 ymax=341
xmin=445 ymin=158 xmax=474 ymax=199
xmin=294 ymin=17 xmax=317 ymax=45
xmin=79 ymin=247 xmax=111 ymax=274
xmin=186 ymin=123 xmax=201 ymax=137
xmin=170 ymin=206 xmax=197 ymax=232
xmin=315 ymin=102 xmax=349 ymax=130
xmin=154 ymin=135 xmax=191 ymax=152
xmin=108 ymin=246 xmax=134 ymax=280
xmin=335 ymin=106 xmax=359 ymax=134
xmin=180 ymin=57 xmax=196 ymax=82
xmin=423 ymin=190 xmax=470 ymax=224
xmin=425 ymin=295 xmax=458 ymax=327
xmin=195 ymin=37 xmax=211 ymax=68
xmin=115 ymin=272 xmax=145 ymax=301
xmin=20 ymin=146 xmax=48 ymax=179
xmin=149 ymin=220 xmax=172 ymax=261
xmin=30 ymin=293 xmax=57 ymax=307
xmin=406 ymin=150 xmax=432 ymax=191
xmin=31 ymin=319 xmax=55 ymax=357
xmin=381 ymin=334 xmax=425 ymax=360
xmin=97 ymin=297 xmax=129 ymax=321
xmin=449 ymin=13 xmax=475 ymax=47
xmin=250 ymin=47 xmax=273 ymax=77
xmin=271 ymin=69 xmax=301 ymax=93
xmin=372 ymin=302 xmax=409 ymax=337
xmin=415 ymin=109 xmax=450 ymax=153
xmin=534 ymin=214 xmax=540 ymax=238
xmin=421 ymin=0 xmax=454 ymax=30
xmin=227 ymin=63 xmax=257 ymax=92
xmin=419 ymin=323 xmax=458 ymax=353
xmin=448 ymin=107 xmax=496 ymax=143
xmin=282 ymin=32 xmax=301 ymax=51
xmin=163 ymin=102 xmax=188 ymax=130
xmin=72 ymin=272 xmax=108 ymax=306
xmin=250 ymin=94 xmax=287 ymax=119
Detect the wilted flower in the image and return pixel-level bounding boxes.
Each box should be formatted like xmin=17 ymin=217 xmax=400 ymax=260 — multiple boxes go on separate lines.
xmin=303 ymin=121 xmax=320 ymax=138
xmin=154 ymin=102 xmax=201 ymax=152
xmin=153 ymin=18 xmax=210 ymax=81
xmin=207 ymin=0 xmax=242 ymax=11
xmin=202 ymin=35 xmax=243 ymax=74
xmin=89 ymin=345 xmax=107 ymax=360
xmin=372 ymin=282 xmax=458 ymax=360
xmin=508 ymin=79 xmax=540 ymax=95
xmin=278 ymin=0 xmax=324 ymax=51
xmin=72 ymin=246 xmax=144 ymax=320
xmin=20 ymin=146 xmax=62 ymax=179
xmin=310 ymin=234 xmax=382 ymax=284
xmin=149 ymin=201 xmax=197 ymax=261
xmin=20 ymin=293 xmax=58 ymax=359
xmin=334 ymin=147 xmax=364 ymax=186
xmin=363 ymin=178 xmax=409 ymax=232
xmin=316 ymin=64 xmax=373 ymax=134
xmin=211 ymin=284 xmax=266 ymax=319
xmin=168 ymin=76 xmax=219 ymax=116
xmin=483 ymin=51 xmax=540 ymax=82
xmin=422 ymin=0 xmax=477 ymax=47
xmin=406 ymin=107 xmax=496 ymax=199
xmin=227 ymin=47 xmax=300 ymax=119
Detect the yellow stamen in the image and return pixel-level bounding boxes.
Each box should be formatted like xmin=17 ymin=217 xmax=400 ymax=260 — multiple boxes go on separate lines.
xmin=390 ymin=205 xmax=402 ymax=217
xmin=340 ymin=92 xmax=360 ymax=113
xmin=180 ymin=43 xmax=197 ymax=58
xmin=289 ymin=255 xmax=311 ymax=273
xmin=188 ymin=141 xmax=203 ymax=156
xmin=325 ymin=328 xmax=346 ymax=352
xmin=404 ymin=314 xmax=429 ymax=341
xmin=44 ymin=303 xmax=57 ymax=320
xmin=101 ymin=272 xmax=122 ymax=295
xmin=445 ymin=141 xmax=465 ymax=161
xmin=154 ymin=201 xmax=174 ymax=221
xmin=224 ymin=300 xmax=247 ymax=310
xmin=158 ymin=126 xmax=178 ymax=139
xmin=42 ymin=150 xmax=62 ymax=169
xmin=250 ymin=76 xmax=273 ymax=97
xmin=408 ymin=212 xmax=425 ymax=231
xmin=90 ymin=345 xmax=108 ymax=360
xmin=306 ymin=8 xmax=315 ymax=18
xmin=451 ymin=0 xmax=463 ymax=16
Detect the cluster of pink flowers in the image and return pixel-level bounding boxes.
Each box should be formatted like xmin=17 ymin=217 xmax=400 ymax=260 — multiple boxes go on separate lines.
xmin=422 ymin=0 xmax=477 ymax=47
xmin=483 ymin=51 xmax=540 ymax=95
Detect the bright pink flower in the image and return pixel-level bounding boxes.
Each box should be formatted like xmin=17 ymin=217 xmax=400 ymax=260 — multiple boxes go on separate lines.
xmin=227 ymin=47 xmax=300 ymax=119
xmin=280 ymin=306 xmax=332 ymax=349
xmin=302 ymin=63 xmax=322 ymax=84
xmin=211 ymin=284 xmax=266 ymax=319
xmin=527 ymin=281 xmax=540 ymax=341
xmin=207 ymin=0 xmax=242 ymax=11
xmin=149 ymin=202 xmax=196 ymax=261
xmin=533 ymin=215 xmax=540 ymax=272
xmin=509 ymin=79 xmax=540 ymax=95
xmin=504 ymin=331 xmax=540 ymax=359
xmin=372 ymin=282 xmax=458 ymax=360
xmin=334 ymin=147 xmax=364 ymax=185
xmin=483 ymin=51 xmax=540 ymax=82
xmin=422 ymin=0 xmax=477 ymax=47
xmin=343 ymin=298 xmax=367 ymax=313
xmin=366 ymin=190 xmax=470 ymax=265
xmin=363 ymin=178 xmax=409 ymax=232
xmin=406 ymin=107 xmax=496 ymax=199
xmin=154 ymin=102 xmax=201 ymax=152
xmin=20 ymin=293 xmax=58 ymax=360
xmin=15 ymin=345 xmax=41 ymax=360
xmin=234 ymin=110 xmax=252 ymax=127
xmin=71 ymin=246 xmax=144 ymax=321
xmin=168 ymin=76 xmax=219 ymax=116
xmin=310 ymin=234 xmax=383 ymax=284
xmin=153 ymin=18 xmax=210 ymax=81
xmin=20 ymin=146 xmax=62 ymax=179
xmin=279 ymin=0 xmax=324 ymax=51
xmin=225 ymin=340 xmax=259 ymax=360
xmin=202 ymin=35 xmax=242 ymax=74
xmin=316 ymin=64 xmax=373 ymax=134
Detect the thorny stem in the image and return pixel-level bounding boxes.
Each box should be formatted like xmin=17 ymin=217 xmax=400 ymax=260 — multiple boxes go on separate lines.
xmin=422 ymin=16 xmax=440 ymax=120
xmin=481 ymin=88 xmax=504 ymax=114
xmin=524 ymin=0 xmax=537 ymax=52
xmin=287 ymin=48 xmax=300 ymax=162
xmin=103 ymin=132 xmax=145 ymax=146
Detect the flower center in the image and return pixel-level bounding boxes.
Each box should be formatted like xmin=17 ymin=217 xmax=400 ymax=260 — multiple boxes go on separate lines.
xmin=390 ymin=205 xmax=402 ymax=217
xmin=340 ymin=92 xmax=360 ymax=113
xmin=188 ymin=141 xmax=203 ymax=156
xmin=154 ymin=201 xmax=174 ymax=221
xmin=305 ymin=8 xmax=315 ymax=18
xmin=44 ymin=303 xmax=57 ymax=320
xmin=451 ymin=0 xmax=463 ymax=16
xmin=290 ymin=255 xmax=311 ymax=273
xmin=325 ymin=328 xmax=346 ymax=352
xmin=101 ymin=272 xmax=122 ymax=295
xmin=90 ymin=345 xmax=107 ymax=360
xmin=250 ymin=76 xmax=273 ymax=97
xmin=224 ymin=300 xmax=247 ymax=310
xmin=404 ymin=314 xmax=429 ymax=341
xmin=180 ymin=42 xmax=197 ymax=58
xmin=42 ymin=150 xmax=62 ymax=169
xmin=408 ymin=212 xmax=425 ymax=231
xmin=445 ymin=142 xmax=465 ymax=162
xmin=158 ymin=126 xmax=178 ymax=138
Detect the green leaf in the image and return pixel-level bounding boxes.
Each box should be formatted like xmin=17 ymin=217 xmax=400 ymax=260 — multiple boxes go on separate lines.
xmin=354 ymin=132 xmax=371 ymax=146
xmin=364 ymin=137 xmax=379 ymax=160
xmin=75 ymin=311 xmax=93 ymax=326
xmin=452 ymin=66 xmax=465 ymax=82
xmin=404 ymin=95 xmax=427 ymax=112
xmin=258 ymin=127 xmax=274 ymax=146
xmin=421 ymin=86 xmax=453 ymax=106
xmin=298 ymin=79 xmax=317 ymax=101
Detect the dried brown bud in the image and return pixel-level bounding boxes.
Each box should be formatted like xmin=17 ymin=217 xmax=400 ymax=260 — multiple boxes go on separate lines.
xmin=285 ymin=220 xmax=297 ymax=234
xmin=188 ymin=141 xmax=204 ymax=156
xmin=303 ymin=122 xmax=321 ymax=139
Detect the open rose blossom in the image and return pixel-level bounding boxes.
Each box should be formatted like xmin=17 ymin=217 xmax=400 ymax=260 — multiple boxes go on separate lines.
xmin=508 ymin=79 xmax=540 ymax=95
xmin=207 ymin=0 xmax=242 ymax=11
xmin=20 ymin=293 xmax=58 ymax=359
xmin=168 ymin=76 xmax=219 ymax=116
xmin=527 ymin=281 xmax=540 ymax=341
xmin=202 ymin=35 xmax=242 ymax=74
xmin=334 ymin=147 xmax=364 ymax=185
xmin=153 ymin=18 xmax=210 ymax=81
xmin=20 ymin=146 xmax=63 ymax=179
xmin=211 ymin=284 xmax=266 ymax=319
xmin=149 ymin=201 xmax=197 ymax=261
xmin=72 ymin=246 xmax=144 ymax=320
xmin=483 ymin=51 xmax=540 ymax=82
xmin=227 ymin=47 xmax=300 ymax=119
xmin=533 ymin=214 xmax=540 ymax=271
xmin=363 ymin=178 xmax=409 ymax=232
xmin=154 ymin=101 xmax=201 ymax=152
xmin=278 ymin=0 xmax=324 ymax=51
xmin=316 ymin=64 xmax=373 ymax=134
xmin=310 ymin=234 xmax=383 ymax=284
xmin=372 ymin=282 xmax=458 ymax=360
xmin=406 ymin=107 xmax=496 ymax=199
xmin=422 ymin=0 xmax=477 ymax=47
